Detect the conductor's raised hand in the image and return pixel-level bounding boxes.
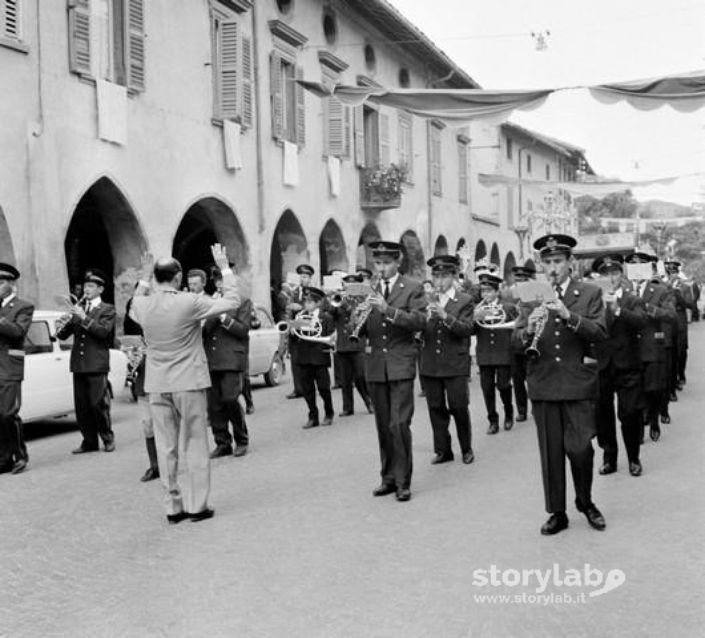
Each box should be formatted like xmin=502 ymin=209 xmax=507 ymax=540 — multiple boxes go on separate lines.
xmin=211 ymin=244 xmax=230 ymax=271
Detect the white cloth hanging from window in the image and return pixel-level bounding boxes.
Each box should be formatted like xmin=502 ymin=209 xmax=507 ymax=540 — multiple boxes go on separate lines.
xmin=96 ymin=79 xmax=127 ymax=145
xmin=283 ymin=141 xmax=299 ymax=186
xmin=223 ymin=120 xmax=243 ymax=170
xmin=327 ymin=156 xmax=341 ymax=197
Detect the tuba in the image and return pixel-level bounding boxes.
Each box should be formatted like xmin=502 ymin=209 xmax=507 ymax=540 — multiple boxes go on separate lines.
xmin=473 ymin=298 xmax=516 ymax=329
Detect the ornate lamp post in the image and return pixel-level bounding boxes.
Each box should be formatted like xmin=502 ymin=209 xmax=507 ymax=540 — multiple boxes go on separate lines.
xmin=514 ymin=221 xmax=529 ymax=262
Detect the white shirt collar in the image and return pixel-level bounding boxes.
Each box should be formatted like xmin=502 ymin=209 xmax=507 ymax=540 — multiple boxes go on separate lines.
xmin=440 ymin=286 xmax=456 ymax=303
xmin=1 ymin=293 xmax=16 ymax=307
xmin=87 ymin=297 xmax=101 ymax=310
xmin=556 ymin=278 xmax=570 ymax=296
xmin=382 ymin=273 xmax=399 ymax=290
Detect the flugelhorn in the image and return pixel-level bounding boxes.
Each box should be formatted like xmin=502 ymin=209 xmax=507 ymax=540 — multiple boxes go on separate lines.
xmin=473 ymin=298 xmax=515 ymax=329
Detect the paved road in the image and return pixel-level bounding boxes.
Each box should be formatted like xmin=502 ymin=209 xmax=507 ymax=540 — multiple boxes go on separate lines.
xmin=2 ymin=327 xmax=705 ymax=638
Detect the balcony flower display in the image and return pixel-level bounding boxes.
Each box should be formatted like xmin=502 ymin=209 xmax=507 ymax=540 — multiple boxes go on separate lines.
xmin=361 ymin=163 xmax=407 ymax=205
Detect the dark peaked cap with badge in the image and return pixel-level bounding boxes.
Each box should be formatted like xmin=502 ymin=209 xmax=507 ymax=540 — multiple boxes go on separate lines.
xmin=478 ymin=272 xmax=502 ymax=288
xmin=302 ymin=286 xmax=325 ymax=302
xmin=512 ymin=265 xmax=536 ymax=278
xmin=427 ymin=254 xmax=460 ymax=272
xmin=0 ymin=263 xmax=20 ymax=280
xmin=533 ymin=234 xmax=577 ymax=258
xmin=592 ymin=254 xmax=624 ymax=274
xmin=368 ymin=240 xmax=403 ymax=258
xmin=84 ymin=268 xmax=108 ymax=286
xmin=296 ymin=264 xmax=315 ymax=276
xmin=625 ymin=251 xmax=657 ymax=264
xmin=355 ymin=266 xmax=372 ymax=278
xmin=664 ymin=260 xmax=681 ymax=270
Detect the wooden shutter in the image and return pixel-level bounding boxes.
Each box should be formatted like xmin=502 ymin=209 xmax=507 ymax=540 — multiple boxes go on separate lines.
xmin=269 ymin=51 xmax=283 ymax=140
xmin=126 ymin=0 xmax=146 ymax=91
xmin=342 ymin=105 xmax=351 ymax=158
xmin=241 ymin=34 xmax=253 ymax=128
xmin=458 ymin=141 xmax=468 ymax=203
xmin=3 ymin=0 xmax=20 ymax=38
xmin=68 ymin=0 xmax=91 ymax=77
xmin=295 ymin=65 xmax=305 ymax=148
xmin=379 ymin=113 xmax=390 ymax=166
xmin=354 ymin=106 xmax=365 ymax=167
xmin=430 ymin=124 xmax=442 ymax=196
xmin=219 ymin=20 xmax=239 ymax=120
xmin=398 ymin=113 xmax=413 ymax=180
xmin=326 ymin=97 xmax=344 ymax=157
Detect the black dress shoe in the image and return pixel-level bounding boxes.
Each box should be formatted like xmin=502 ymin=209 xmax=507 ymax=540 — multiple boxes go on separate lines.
xmin=286 ymin=393 xmax=302 ymax=400
xmin=575 ymin=501 xmax=606 ymax=531
xmin=11 ymin=459 xmax=28 ymax=474
xmin=302 ymin=420 xmax=319 ymax=429
xmin=670 ymin=391 xmax=678 ymax=402
xmin=233 ymin=446 xmax=248 ymax=457
xmin=103 ymin=441 xmax=116 ymax=453
xmin=209 ymin=444 xmax=233 ymax=459
xmin=462 ymin=450 xmax=475 ymax=464
xmin=629 ymin=462 xmax=643 ymax=477
xmin=364 ymin=401 xmax=374 ymax=414
xmin=396 ymin=488 xmax=411 ymax=502
xmin=515 ymin=412 xmax=528 ymax=423
xmin=166 ymin=511 xmax=189 ymax=525
xmin=504 ymin=416 xmax=514 ymax=431
xmin=431 ymin=453 xmax=454 ymax=465
xmin=650 ymin=425 xmax=661 ymax=442
xmin=339 ymin=411 xmax=354 ymax=417
xmin=189 ymin=507 xmax=215 ymax=522
xmin=72 ymin=445 xmax=98 ymax=454
xmin=540 ymin=512 xmax=569 ymax=535
xmin=140 ymin=467 xmax=160 ymax=482
xmin=322 ymin=415 xmax=334 ymax=426
xmin=245 ymin=405 xmax=255 ymax=415
xmin=599 ymin=462 xmax=617 ymax=475
xmin=372 ymin=483 xmax=396 ymax=497
xmin=487 ymin=421 xmax=499 ymax=435
xmin=660 ymin=414 xmax=671 ymax=424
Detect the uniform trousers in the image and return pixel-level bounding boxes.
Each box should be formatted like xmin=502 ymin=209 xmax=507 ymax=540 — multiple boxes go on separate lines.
xmin=337 ymin=351 xmax=370 ymax=413
xmin=479 ymin=365 xmax=513 ymax=421
xmin=533 ymin=399 xmax=596 ymax=514
xmin=299 ymin=364 xmax=333 ymax=421
xmin=642 ymin=360 xmax=667 ymax=425
xmin=149 ymin=390 xmax=211 ymax=516
xmin=208 ymin=370 xmax=248 ymax=447
xmin=511 ymin=353 xmax=529 ymax=416
xmin=73 ymin=373 xmax=113 ymax=450
xmin=660 ymin=347 xmax=675 ymax=415
xmin=421 ymin=375 xmax=471 ymax=456
xmin=677 ymin=331 xmax=688 ymax=383
xmin=369 ymin=378 xmax=414 ymax=490
xmin=597 ymin=366 xmax=643 ymax=465
xmin=241 ymin=375 xmax=253 ymax=410
xmin=0 ymin=381 xmax=26 ymax=470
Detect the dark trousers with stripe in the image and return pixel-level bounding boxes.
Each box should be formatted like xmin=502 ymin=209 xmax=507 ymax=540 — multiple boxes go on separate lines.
xmin=369 ymin=378 xmax=414 ymax=490
xmin=533 ymin=399 xmax=596 ymax=514
xmin=209 ymin=370 xmax=248 ymax=448
xmin=0 ymin=381 xmax=26 ymax=470
xmin=300 ymin=364 xmax=333 ymax=422
xmin=422 ymin=375 xmax=471 ymax=456
xmin=73 ymin=373 xmax=113 ymax=450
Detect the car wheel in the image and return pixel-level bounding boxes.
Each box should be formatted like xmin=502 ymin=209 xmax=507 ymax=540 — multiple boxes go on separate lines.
xmin=264 ymin=353 xmax=284 ymax=387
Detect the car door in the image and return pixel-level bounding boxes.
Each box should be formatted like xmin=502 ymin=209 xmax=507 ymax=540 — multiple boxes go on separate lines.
xmin=248 ymin=306 xmax=273 ymax=375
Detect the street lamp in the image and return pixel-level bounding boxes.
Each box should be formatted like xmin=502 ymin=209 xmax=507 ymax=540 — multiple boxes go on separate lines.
xmin=514 ymin=222 xmax=529 ymax=261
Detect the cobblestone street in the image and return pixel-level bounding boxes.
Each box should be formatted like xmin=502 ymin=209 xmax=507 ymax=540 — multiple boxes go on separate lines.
xmin=2 ymin=326 xmax=704 ymax=638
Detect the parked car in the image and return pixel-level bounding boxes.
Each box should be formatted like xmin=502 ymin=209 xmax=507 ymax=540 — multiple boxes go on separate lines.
xmin=248 ymin=305 xmax=285 ymax=386
xmin=20 ymin=310 xmax=128 ymax=422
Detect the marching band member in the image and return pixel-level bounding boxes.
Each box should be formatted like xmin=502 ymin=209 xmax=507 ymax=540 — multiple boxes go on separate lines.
xmin=293 ymin=286 xmax=335 ymax=429
xmin=419 ymin=255 xmax=475 ymax=465
xmin=362 ymin=241 xmax=426 ymax=502
xmin=471 ymin=272 xmax=517 ymax=434
xmin=57 ymin=269 xmax=117 ymax=455
xmin=664 ymin=260 xmax=689 ymax=392
xmin=285 ymin=264 xmax=315 ymax=400
xmin=591 ymin=255 xmax=647 ymax=477
xmin=0 ymin=264 xmax=34 ymax=475
xmin=329 ymin=274 xmax=373 ymax=417
xmin=509 ymin=264 xmax=536 ymax=423
xmin=515 ymin=234 xmax=608 ymax=535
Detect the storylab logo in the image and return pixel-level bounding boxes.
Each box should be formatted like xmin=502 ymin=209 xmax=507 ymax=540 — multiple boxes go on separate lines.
xmin=472 ymin=563 xmax=626 ymax=605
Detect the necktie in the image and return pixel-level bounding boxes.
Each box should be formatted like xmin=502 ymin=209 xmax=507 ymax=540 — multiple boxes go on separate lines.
xmin=383 ymin=280 xmax=391 ymax=301
xmin=554 ymin=285 xmax=563 ymax=301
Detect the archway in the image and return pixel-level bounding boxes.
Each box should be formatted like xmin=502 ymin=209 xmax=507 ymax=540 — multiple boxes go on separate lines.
xmin=0 ymin=206 xmax=17 ymax=266
xmin=399 ymin=229 xmax=425 ymax=279
xmin=172 ymin=197 xmax=249 ymax=293
xmin=503 ymin=251 xmax=517 ymax=283
xmin=490 ymin=243 xmax=501 ymax=270
xmin=433 ymin=235 xmax=449 ymax=256
xmin=319 ymin=219 xmax=349 ymax=276
xmin=270 ymin=210 xmax=308 ymax=313
xmin=524 ymin=258 xmax=536 ymax=274
xmin=474 ymin=239 xmax=487 ymax=265
xmin=356 ymin=222 xmax=381 ymax=270
xmin=64 ymin=177 xmax=147 ymax=314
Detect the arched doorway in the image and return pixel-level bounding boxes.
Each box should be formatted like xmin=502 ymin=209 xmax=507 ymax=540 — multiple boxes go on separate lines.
xmin=270 ymin=210 xmax=308 ymax=313
xmin=0 ymin=206 xmax=17 ymax=266
xmin=357 ymin=222 xmax=381 ymax=270
xmin=474 ymin=239 xmax=487 ymax=265
xmin=490 ymin=243 xmax=501 ymax=270
xmin=64 ymin=177 xmax=147 ymax=314
xmin=172 ymin=197 xmax=249 ymax=293
xmin=399 ymin=230 xmax=425 ymax=279
xmin=433 ymin=235 xmax=449 ymax=256
xmin=319 ymin=219 xmax=349 ymax=275
xmin=524 ymin=258 xmax=536 ymax=274
xmin=503 ymin=251 xmax=517 ymax=283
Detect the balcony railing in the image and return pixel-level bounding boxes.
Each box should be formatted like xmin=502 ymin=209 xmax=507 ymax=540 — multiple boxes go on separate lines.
xmin=359 ymin=163 xmax=406 ymax=210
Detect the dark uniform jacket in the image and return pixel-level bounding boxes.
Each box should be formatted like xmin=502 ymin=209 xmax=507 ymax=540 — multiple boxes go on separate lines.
xmin=0 ymin=297 xmax=34 ymax=382
xmin=637 ymin=280 xmax=674 ymax=363
xmin=362 ymin=275 xmax=426 ymax=382
xmin=203 ymin=298 xmax=252 ymax=372
xmin=329 ymin=303 xmax=365 ymax=353
xmin=593 ymin=290 xmax=647 ymax=371
xmin=472 ymin=301 xmax=518 ymax=366
xmin=291 ymin=310 xmax=334 ymax=367
xmin=56 ymin=301 xmax=116 ymax=374
xmin=668 ymin=279 xmax=689 ymax=339
xmin=515 ymin=279 xmax=607 ymax=401
xmin=420 ymin=289 xmax=474 ymax=377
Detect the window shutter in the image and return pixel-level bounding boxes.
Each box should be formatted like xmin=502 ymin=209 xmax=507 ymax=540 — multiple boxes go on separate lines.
xmin=241 ymin=34 xmax=253 ymax=129
xmin=219 ymin=20 xmax=239 ymax=120
xmin=398 ymin=113 xmax=413 ymax=182
xmin=295 ymin=65 xmax=305 ymax=148
xmin=326 ymin=97 xmax=344 ymax=157
xmin=458 ymin=141 xmax=468 ymax=203
xmin=68 ymin=0 xmax=91 ymax=77
xmin=3 ymin=0 xmax=20 ymax=38
xmin=269 ymin=51 xmax=283 ymax=140
xmin=343 ymin=105 xmax=351 ymax=158
xmin=379 ymin=113 xmax=390 ymax=166
xmin=126 ymin=0 xmax=146 ymax=92
xmin=354 ymin=106 xmax=365 ymax=167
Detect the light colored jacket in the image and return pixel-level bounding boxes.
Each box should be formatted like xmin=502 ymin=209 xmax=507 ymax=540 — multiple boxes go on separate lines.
xmin=130 ymin=271 xmax=240 ymax=393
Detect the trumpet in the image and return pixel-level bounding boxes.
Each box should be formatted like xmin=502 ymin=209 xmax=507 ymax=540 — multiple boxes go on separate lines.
xmin=525 ymin=303 xmax=549 ymax=360
xmin=473 ymin=298 xmax=516 ymax=329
